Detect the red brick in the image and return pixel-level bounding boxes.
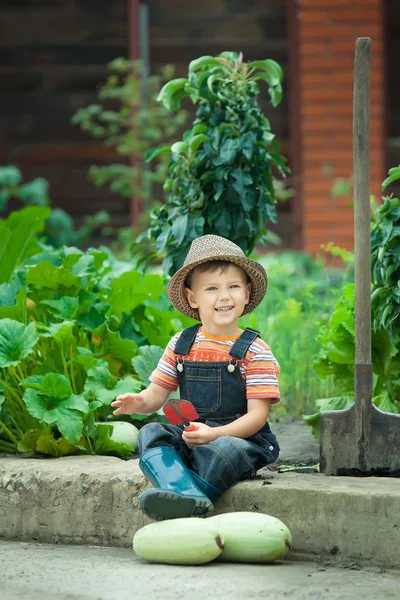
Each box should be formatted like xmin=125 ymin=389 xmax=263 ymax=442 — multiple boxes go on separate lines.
xmin=301 ymin=24 xmax=382 ymax=40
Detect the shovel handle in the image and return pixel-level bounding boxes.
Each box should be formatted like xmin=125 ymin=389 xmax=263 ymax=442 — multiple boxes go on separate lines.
xmin=353 ymin=37 xmax=372 ymax=365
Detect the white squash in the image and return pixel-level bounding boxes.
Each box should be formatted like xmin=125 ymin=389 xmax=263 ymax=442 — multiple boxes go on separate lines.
xmin=133 ymin=517 xmax=224 ymax=565
xmin=207 ymin=511 xmax=292 ymax=563
xmin=96 ymin=421 xmax=139 ymax=451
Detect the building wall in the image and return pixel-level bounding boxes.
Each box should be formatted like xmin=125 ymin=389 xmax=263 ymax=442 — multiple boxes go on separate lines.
xmin=292 ymin=0 xmax=386 ymax=254
xmin=0 ymin=0 xmax=129 ymax=228
xmin=387 ymin=0 xmax=400 ymax=197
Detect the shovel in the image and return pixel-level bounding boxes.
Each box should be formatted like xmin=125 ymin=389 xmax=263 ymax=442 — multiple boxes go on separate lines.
xmin=320 ymin=37 xmax=400 ymax=476
xmin=163 ymin=399 xmax=199 ymax=432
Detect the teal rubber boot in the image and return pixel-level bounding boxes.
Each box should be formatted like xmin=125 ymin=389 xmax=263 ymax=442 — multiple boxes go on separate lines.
xmin=139 ymin=446 xmax=215 ymax=521
xmin=189 ymin=470 xmax=222 ymax=504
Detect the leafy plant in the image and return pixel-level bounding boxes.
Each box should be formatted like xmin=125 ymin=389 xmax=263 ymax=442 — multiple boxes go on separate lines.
xmin=371 ymin=165 xmax=400 ymax=332
xmin=0 ymin=206 xmax=194 ymax=457
xmin=304 ymin=166 xmax=400 ymax=438
xmin=72 ymin=58 xmax=188 ymax=229
xmin=0 ymin=166 xmax=110 ymax=248
xmin=141 ymin=51 xmax=289 ymax=275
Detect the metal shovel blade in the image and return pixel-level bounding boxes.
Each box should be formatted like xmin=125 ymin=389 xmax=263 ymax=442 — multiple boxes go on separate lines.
xmin=320 ymin=37 xmax=400 ymax=476
xmin=320 ymin=366 xmax=400 ymax=476
xmin=163 ymin=399 xmax=199 ymax=426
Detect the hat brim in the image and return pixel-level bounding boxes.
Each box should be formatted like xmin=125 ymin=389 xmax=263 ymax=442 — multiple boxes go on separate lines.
xmin=167 ymin=255 xmax=268 ymax=321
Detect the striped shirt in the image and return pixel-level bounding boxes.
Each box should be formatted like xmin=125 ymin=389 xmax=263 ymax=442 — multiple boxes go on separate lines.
xmin=149 ymin=327 xmax=280 ymax=403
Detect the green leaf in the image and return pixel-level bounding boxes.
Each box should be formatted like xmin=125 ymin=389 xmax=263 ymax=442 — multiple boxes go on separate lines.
xmin=382 ymin=166 xmax=400 ymax=190
xmin=93 ymin=423 xmax=133 ymax=459
xmin=171 ymin=214 xmax=188 ymax=245
xmin=171 ymin=141 xmax=188 ymax=154
xmin=35 ymin=434 xmax=79 ymax=457
xmin=0 ymin=206 xmax=50 ymax=284
xmin=216 ymin=138 xmax=240 ymax=165
xmin=84 ymin=365 xmax=141 ymax=406
xmin=250 ymin=59 xmax=283 ymax=85
xmin=157 ymin=78 xmax=188 ymax=111
xmin=22 ymin=387 xmax=88 ymax=443
xmin=145 ymin=145 xmax=172 ymax=163
xmin=188 ymin=56 xmax=221 ymax=72
xmin=156 ymin=229 xmax=171 ymax=253
xmin=0 ymin=285 xmax=26 ymax=322
xmin=41 ymin=297 xmax=79 ymax=320
xmin=17 ymin=428 xmax=44 ymax=453
xmin=26 ymin=262 xmax=81 ymax=295
xmin=189 ymin=134 xmax=209 ymax=153
xmin=132 ymin=345 xmax=164 ymax=385
xmin=38 ymin=373 xmax=73 ymax=399
xmin=0 ymin=319 xmax=38 ymax=368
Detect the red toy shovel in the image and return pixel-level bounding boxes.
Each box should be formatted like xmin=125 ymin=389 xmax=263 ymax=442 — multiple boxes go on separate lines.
xmin=163 ymin=399 xmax=199 ymax=432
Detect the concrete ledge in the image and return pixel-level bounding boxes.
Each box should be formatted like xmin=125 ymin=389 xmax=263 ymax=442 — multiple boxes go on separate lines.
xmin=1 ymin=456 xmax=399 ymax=568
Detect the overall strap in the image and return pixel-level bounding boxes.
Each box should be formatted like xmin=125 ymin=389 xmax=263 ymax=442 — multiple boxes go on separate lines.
xmin=173 ymin=324 xmax=202 ymax=355
xmin=229 ymin=327 xmax=260 ymax=360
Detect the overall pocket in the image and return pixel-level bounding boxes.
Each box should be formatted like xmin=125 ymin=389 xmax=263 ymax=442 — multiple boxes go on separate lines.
xmin=185 ymin=366 xmax=222 ymax=415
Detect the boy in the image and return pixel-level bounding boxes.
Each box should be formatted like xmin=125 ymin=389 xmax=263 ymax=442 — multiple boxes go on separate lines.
xmin=111 ymin=234 xmax=280 ymax=521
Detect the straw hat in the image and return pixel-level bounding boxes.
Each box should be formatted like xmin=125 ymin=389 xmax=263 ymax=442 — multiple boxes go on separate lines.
xmin=167 ymin=235 xmax=268 ymax=321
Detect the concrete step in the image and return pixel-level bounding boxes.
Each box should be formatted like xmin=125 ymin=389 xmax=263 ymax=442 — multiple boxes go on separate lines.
xmin=1 ymin=455 xmax=399 ymax=568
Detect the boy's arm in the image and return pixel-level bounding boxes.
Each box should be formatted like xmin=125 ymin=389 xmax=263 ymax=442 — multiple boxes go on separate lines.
xmin=212 ymin=399 xmax=272 ymax=439
xmin=136 ymin=382 xmax=172 ymax=414
xmin=112 ymin=382 xmax=172 ymax=416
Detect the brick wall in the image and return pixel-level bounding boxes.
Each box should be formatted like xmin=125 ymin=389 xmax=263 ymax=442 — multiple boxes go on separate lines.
xmin=291 ymin=0 xmax=386 ymax=253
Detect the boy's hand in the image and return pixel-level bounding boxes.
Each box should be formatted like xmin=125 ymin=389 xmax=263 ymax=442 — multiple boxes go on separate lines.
xmin=182 ymin=422 xmax=218 ymax=448
xmin=111 ymin=393 xmax=145 ymax=415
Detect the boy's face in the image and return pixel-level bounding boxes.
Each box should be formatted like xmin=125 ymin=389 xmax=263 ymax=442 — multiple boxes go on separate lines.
xmin=185 ymin=264 xmax=251 ymax=335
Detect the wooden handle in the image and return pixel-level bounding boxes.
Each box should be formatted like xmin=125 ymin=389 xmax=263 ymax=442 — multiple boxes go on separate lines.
xmin=353 ymin=37 xmax=372 ymax=365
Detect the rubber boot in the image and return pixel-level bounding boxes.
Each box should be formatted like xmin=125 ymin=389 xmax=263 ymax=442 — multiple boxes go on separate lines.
xmin=139 ymin=446 xmax=215 ymax=521
xmin=189 ymin=470 xmax=222 ymax=504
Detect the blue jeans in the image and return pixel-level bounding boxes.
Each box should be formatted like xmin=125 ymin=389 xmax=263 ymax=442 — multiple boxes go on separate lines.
xmin=138 ymin=421 xmax=279 ymax=493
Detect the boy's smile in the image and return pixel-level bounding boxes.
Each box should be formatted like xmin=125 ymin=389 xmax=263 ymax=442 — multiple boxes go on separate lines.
xmin=185 ymin=264 xmax=251 ymax=338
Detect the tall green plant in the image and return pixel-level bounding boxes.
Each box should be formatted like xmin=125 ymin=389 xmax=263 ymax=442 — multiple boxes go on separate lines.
xmin=141 ymin=51 xmax=289 ymax=275
xmin=72 ymin=58 xmax=187 ymax=227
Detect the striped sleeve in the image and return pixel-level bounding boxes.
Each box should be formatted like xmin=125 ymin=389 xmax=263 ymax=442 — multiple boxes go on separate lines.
xmin=244 ymin=339 xmax=280 ymax=403
xmin=149 ymin=333 xmax=180 ymax=391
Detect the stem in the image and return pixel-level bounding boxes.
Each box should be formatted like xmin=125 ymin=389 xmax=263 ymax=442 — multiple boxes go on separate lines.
xmin=17 ymin=363 xmax=25 ymax=381
xmin=70 ymin=347 xmax=77 ymax=394
xmin=10 ymin=366 xmax=22 ymax=384
xmin=0 ymin=421 xmax=19 ymax=445
xmin=0 ymin=441 xmax=16 ymax=449
xmin=0 ymin=442 xmax=17 ymax=453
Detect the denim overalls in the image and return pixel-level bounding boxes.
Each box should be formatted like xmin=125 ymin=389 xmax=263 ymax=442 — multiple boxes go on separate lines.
xmin=138 ymin=324 xmax=280 ymax=494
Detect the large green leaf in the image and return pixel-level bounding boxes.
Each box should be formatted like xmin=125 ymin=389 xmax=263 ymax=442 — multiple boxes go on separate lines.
xmin=41 ymin=296 xmax=79 ymax=320
xmin=0 ymin=319 xmax=38 ymax=368
xmin=26 ymin=262 xmax=81 ymax=295
xmin=0 ymin=282 xmax=26 ymax=322
xmin=132 ymin=345 xmax=164 ymax=385
xmin=35 ymin=434 xmax=79 ymax=457
xmin=22 ymin=386 xmax=88 ymax=444
xmin=0 ymin=206 xmax=50 ymax=284
xmin=84 ymin=366 xmax=141 ymax=406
